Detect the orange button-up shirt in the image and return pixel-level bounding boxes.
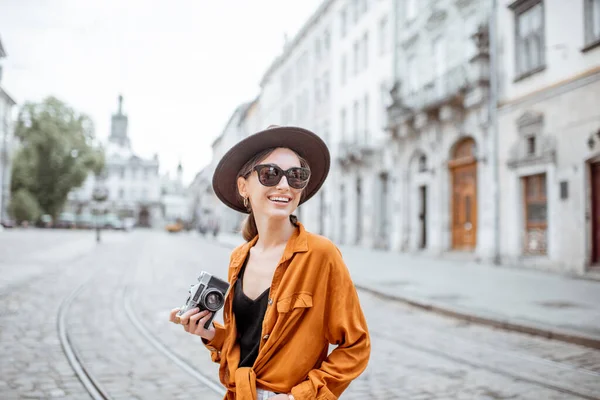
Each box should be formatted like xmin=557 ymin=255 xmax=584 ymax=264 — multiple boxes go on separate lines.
xmin=203 ymin=222 xmax=370 ymax=400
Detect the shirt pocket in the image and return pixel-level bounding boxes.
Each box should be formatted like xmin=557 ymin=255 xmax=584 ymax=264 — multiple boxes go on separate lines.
xmin=276 ymin=292 xmax=313 ymax=313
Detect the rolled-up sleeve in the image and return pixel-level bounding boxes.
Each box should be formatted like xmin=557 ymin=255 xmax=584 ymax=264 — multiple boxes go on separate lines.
xmin=291 ymin=248 xmax=371 ymax=399
xmin=201 ymin=321 xmax=226 ymax=363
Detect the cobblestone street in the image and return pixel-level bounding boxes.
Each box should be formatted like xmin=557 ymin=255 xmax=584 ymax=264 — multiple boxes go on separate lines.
xmin=1 ymin=229 xmax=600 ymax=399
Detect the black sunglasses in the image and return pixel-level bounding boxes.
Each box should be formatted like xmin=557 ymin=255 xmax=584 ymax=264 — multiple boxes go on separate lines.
xmin=248 ymin=164 xmax=311 ymax=189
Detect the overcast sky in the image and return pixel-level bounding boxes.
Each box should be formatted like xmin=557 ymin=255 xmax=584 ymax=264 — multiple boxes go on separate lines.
xmin=0 ymin=0 xmax=322 ymax=183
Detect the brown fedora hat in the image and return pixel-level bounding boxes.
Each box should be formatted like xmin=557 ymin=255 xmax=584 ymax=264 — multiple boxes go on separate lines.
xmin=212 ymin=125 xmax=330 ymax=213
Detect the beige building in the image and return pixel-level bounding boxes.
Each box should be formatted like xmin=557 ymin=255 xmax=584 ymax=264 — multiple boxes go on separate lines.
xmin=496 ymin=0 xmax=600 ymax=274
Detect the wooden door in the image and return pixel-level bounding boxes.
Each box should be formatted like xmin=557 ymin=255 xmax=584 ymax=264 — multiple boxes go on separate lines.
xmin=591 ymin=163 xmax=600 ymax=264
xmin=523 ymin=174 xmax=547 ymax=255
xmin=451 ymin=163 xmax=478 ymax=250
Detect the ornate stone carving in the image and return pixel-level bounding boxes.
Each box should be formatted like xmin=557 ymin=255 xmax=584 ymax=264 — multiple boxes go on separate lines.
xmin=507 ymin=114 xmax=556 ymax=169
xmin=401 ymin=33 xmax=419 ymax=50
xmin=472 ymin=23 xmax=489 ymax=55
xmin=426 ymin=8 xmax=448 ymax=31
xmin=517 ymin=111 xmax=544 ymax=136
xmin=456 ymin=0 xmax=476 ymax=9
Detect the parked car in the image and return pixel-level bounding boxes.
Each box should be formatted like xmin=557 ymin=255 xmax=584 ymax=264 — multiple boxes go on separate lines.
xmin=166 ymin=220 xmax=184 ymax=233
xmin=55 ymin=212 xmax=76 ymax=229
xmin=1 ymin=219 xmax=16 ymax=228
xmin=76 ymin=213 xmax=94 ymax=229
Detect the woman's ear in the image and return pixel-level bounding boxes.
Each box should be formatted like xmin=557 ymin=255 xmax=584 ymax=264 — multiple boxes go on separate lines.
xmin=237 ymin=176 xmax=248 ymax=199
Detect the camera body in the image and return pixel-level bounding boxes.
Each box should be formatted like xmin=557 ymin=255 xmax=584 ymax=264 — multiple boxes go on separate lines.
xmin=177 ymin=271 xmax=230 ymax=329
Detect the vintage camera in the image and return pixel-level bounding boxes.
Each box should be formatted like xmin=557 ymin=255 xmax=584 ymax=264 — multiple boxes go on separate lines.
xmin=177 ymin=271 xmax=230 ymax=329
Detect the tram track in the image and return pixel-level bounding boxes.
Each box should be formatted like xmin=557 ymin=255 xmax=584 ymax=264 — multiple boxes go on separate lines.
xmin=122 ymin=284 xmax=226 ymax=396
xmin=373 ymin=329 xmax=600 ymax=399
xmin=56 ymin=261 xmax=226 ymax=400
xmin=57 ymin=278 xmax=113 ymax=400
xmin=51 ymin=234 xmax=600 ymax=400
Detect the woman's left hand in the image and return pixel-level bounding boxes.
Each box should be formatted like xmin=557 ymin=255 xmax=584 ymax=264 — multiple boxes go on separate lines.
xmin=268 ymin=395 xmax=289 ymax=400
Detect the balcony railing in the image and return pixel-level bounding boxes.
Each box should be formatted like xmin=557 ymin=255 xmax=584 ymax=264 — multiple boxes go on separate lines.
xmin=336 ymin=136 xmax=377 ymax=166
xmin=404 ymin=65 xmax=470 ymax=112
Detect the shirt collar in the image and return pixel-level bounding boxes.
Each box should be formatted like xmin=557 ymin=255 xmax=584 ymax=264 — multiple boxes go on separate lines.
xmin=230 ymin=221 xmax=309 ymax=271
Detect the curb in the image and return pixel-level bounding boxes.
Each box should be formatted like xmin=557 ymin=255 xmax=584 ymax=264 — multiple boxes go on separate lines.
xmin=355 ymin=285 xmax=600 ymax=350
xmin=215 ymin=236 xmax=600 ymax=350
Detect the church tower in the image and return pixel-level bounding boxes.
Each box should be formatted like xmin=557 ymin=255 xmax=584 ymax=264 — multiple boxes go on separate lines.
xmin=109 ymin=94 xmax=130 ymax=149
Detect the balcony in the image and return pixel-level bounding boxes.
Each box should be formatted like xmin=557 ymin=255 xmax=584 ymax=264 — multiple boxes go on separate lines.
xmin=405 ymin=65 xmax=470 ymax=113
xmin=336 ymin=137 xmax=377 ymax=167
xmin=386 ymin=23 xmax=490 ymax=137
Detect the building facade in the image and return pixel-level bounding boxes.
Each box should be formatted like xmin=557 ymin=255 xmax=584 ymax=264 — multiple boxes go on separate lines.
xmin=67 ymin=96 xmax=163 ymax=227
xmin=191 ymin=99 xmax=261 ymax=234
xmin=386 ymin=0 xmax=493 ymax=257
xmin=161 ymin=162 xmax=190 ymax=224
xmin=198 ymin=0 xmax=600 ymax=276
xmin=0 ymin=36 xmax=16 ymax=225
xmin=496 ymin=0 xmax=600 ymax=274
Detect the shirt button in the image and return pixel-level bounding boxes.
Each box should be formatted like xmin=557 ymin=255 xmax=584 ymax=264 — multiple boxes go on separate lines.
xmin=268 ymin=298 xmax=273 ymax=306
xmin=263 ymin=334 xmax=270 ymax=340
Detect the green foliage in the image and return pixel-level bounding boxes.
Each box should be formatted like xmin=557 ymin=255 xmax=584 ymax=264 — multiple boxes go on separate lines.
xmin=10 ymin=96 xmax=105 ymax=220
xmin=8 ymin=189 xmax=42 ymax=223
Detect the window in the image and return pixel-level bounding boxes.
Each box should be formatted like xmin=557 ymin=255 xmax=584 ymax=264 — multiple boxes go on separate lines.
xmin=363 ymin=32 xmax=369 ymax=70
xmin=323 ymin=71 xmax=330 ymax=99
xmin=323 ymin=29 xmax=331 ymax=52
xmin=585 ymin=0 xmax=600 ymax=47
xmin=523 ymin=173 xmax=547 ymax=254
xmin=352 ymin=0 xmax=360 ymax=23
xmin=527 ymin=136 xmax=536 ymax=155
xmin=379 ymin=17 xmax=388 ymax=55
xmin=119 ymin=188 xmax=124 ymax=199
xmin=406 ymin=0 xmax=417 ymax=21
xmin=512 ymin=0 xmax=544 ymax=77
xmin=341 ymin=54 xmax=347 ymax=85
xmin=340 ymin=9 xmax=347 ymax=37
xmin=353 ymin=41 xmax=360 ymax=75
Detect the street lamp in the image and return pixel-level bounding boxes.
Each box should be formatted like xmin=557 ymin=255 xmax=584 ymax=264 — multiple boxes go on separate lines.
xmin=92 ymin=182 xmax=109 ymax=243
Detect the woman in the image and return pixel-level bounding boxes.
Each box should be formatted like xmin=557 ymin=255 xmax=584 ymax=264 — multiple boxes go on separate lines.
xmin=170 ymin=125 xmax=370 ymax=400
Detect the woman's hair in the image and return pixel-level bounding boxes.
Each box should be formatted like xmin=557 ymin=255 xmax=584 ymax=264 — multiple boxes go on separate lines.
xmin=237 ymin=147 xmax=308 ymax=241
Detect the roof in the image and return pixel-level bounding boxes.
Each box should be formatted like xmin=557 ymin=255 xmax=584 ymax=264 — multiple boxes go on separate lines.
xmin=210 ymin=101 xmax=253 ymax=148
xmin=0 ymin=85 xmax=16 ymax=106
xmin=259 ymin=0 xmax=334 ymax=88
xmin=237 ymin=95 xmax=260 ymax=127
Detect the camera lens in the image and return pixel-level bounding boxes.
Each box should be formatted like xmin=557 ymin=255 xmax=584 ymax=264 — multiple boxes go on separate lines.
xmin=202 ymin=289 xmax=224 ymax=311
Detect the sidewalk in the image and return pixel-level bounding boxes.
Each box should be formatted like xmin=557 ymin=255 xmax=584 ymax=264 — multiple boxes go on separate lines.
xmin=217 ymin=232 xmax=600 ymax=349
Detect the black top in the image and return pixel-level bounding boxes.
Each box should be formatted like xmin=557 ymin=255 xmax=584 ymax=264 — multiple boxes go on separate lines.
xmin=233 ymin=256 xmax=270 ymax=368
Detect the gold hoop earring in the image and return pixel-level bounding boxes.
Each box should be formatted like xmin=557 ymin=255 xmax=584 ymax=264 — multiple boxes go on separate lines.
xmin=243 ymin=196 xmax=249 ymax=209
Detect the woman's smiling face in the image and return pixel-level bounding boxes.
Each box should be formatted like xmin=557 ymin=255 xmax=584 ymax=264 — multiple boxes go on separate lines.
xmin=237 ymin=147 xmax=306 ymax=220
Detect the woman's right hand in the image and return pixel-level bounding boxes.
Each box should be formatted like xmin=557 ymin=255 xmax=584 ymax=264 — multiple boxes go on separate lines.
xmin=169 ymin=308 xmax=216 ymax=342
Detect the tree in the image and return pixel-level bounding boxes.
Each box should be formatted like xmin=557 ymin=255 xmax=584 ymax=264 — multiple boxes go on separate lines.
xmin=10 ymin=96 xmax=105 ymax=221
xmin=8 ymin=189 xmax=42 ymax=223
